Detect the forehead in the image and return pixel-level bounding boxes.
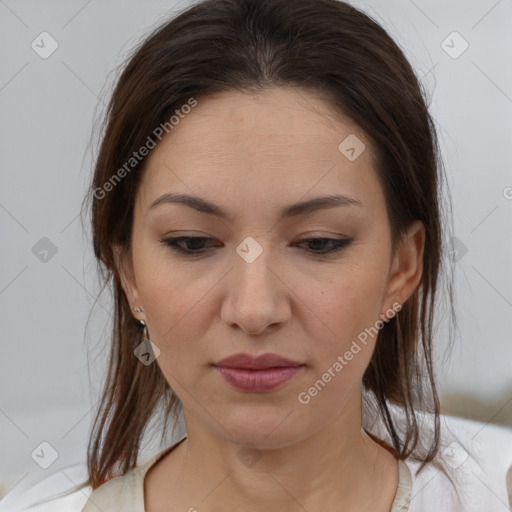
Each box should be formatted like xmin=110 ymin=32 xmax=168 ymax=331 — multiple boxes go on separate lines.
xmin=137 ymin=87 xmax=384 ymax=221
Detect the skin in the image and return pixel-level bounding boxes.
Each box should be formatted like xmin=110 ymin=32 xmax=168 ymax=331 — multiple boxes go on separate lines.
xmin=116 ymin=86 xmax=425 ymax=512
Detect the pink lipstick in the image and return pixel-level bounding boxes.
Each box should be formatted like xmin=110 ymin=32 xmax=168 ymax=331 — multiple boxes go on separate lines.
xmin=213 ymin=353 xmax=305 ymax=392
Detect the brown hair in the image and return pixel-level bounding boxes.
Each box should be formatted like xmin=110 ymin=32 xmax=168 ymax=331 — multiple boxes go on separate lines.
xmin=73 ymin=0 xmax=455 ymax=492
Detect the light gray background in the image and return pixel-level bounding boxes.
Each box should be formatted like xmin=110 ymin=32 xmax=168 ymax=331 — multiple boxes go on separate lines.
xmin=1 ymin=0 xmax=511 ymax=499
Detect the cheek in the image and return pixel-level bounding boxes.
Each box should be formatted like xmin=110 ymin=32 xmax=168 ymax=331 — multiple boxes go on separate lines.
xmin=139 ymin=271 xmax=206 ymax=344
xmin=131 ymin=242 xmax=202 ymax=345
xmin=302 ymin=263 xmax=388 ymax=371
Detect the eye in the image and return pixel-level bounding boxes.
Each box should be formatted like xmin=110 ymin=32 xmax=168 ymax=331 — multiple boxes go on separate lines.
xmin=295 ymin=237 xmax=353 ymax=255
xmin=159 ymin=236 xmax=217 ymax=257
xmin=159 ymin=236 xmax=353 ymax=257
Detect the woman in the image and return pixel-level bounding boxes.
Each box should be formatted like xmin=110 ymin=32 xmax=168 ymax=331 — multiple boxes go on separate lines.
xmin=8 ymin=0 xmax=511 ymax=511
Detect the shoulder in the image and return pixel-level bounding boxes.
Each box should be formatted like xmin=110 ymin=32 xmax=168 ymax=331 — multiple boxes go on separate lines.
xmin=0 ymin=464 xmax=91 ymax=512
xmin=0 ymin=456 xmax=146 ymax=512
xmin=81 ymin=446 xmax=171 ymax=512
xmin=3 ymin=440 xmax=184 ymax=512
xmin=81 ymin=470 xmax=139 ymax=512
xmin=0 ymin=465 xmax=142 ymax=512
xmin=405 ymin=414 xmax=512 ymax=511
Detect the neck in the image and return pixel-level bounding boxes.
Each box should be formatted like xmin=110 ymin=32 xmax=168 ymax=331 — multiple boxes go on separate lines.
xmin=172 ymin=387 xmax=400 ymax=512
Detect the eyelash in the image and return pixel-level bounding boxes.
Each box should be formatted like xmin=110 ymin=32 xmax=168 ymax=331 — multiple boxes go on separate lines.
xmin=159 ymin=236 xmax=353 ymax=258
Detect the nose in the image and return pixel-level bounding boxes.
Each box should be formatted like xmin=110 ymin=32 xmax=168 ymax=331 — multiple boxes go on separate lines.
xmin=220 ymin=245 xmax=291 ymax=336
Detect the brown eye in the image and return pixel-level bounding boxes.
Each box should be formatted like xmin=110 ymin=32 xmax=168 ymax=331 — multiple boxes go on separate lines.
xmin=160 ymin=236 xmax=218 ymax=257
xmin=295 ymin=237 xmax=353 ymax=255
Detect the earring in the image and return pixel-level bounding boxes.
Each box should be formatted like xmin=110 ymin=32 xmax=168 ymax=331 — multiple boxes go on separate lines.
xmin=133 ymin=307 xmax=150 ymax=340
xmin=134 ymin=317 xmax=161 ymax=365
xmin=139 ymin=319 xmax=150 ymax=342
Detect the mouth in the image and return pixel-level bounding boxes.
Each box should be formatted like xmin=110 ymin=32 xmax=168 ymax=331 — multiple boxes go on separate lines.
xmin=212 ymin=352 xmax=306 ymax=392
xmin=213 ymin=366 xmax=306 ymax=392
xmin=213 ymin=352 xmax=304 ymax=369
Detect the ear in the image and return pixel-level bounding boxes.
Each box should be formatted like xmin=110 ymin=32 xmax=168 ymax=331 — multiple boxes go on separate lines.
xmin=113 ymin=244 xmax=142 ymax=313
xmin=381 ymin=220 xmax=425 ymax=317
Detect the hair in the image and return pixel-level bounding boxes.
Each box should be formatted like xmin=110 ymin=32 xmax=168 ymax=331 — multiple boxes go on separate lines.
xmin=68 ymin=0 xmax=456 ymax=495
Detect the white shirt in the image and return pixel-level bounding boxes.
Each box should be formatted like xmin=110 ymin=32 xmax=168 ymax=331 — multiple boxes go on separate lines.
xmin=1 ymin=413 xmax=511 ymax=512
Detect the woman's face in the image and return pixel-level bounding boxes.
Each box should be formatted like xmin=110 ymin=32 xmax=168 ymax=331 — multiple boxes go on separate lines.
xmin=118 ymin=86 xmax=424 ymax=448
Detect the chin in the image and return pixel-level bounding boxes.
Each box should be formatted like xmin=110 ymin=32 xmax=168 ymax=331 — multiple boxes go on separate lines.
xmin=219 ymin=410 xmax=309 ymax=450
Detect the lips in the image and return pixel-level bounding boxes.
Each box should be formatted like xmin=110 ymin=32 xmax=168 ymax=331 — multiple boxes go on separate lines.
xmin=214 ymin=352 xmax=303 ymax=370
xmin=212 ymin=353 xmax=306 ymax=392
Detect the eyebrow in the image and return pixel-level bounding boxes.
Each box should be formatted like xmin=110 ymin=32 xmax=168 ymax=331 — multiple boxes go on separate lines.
xmin=148 ymin=192 xmax=364 ymax=221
